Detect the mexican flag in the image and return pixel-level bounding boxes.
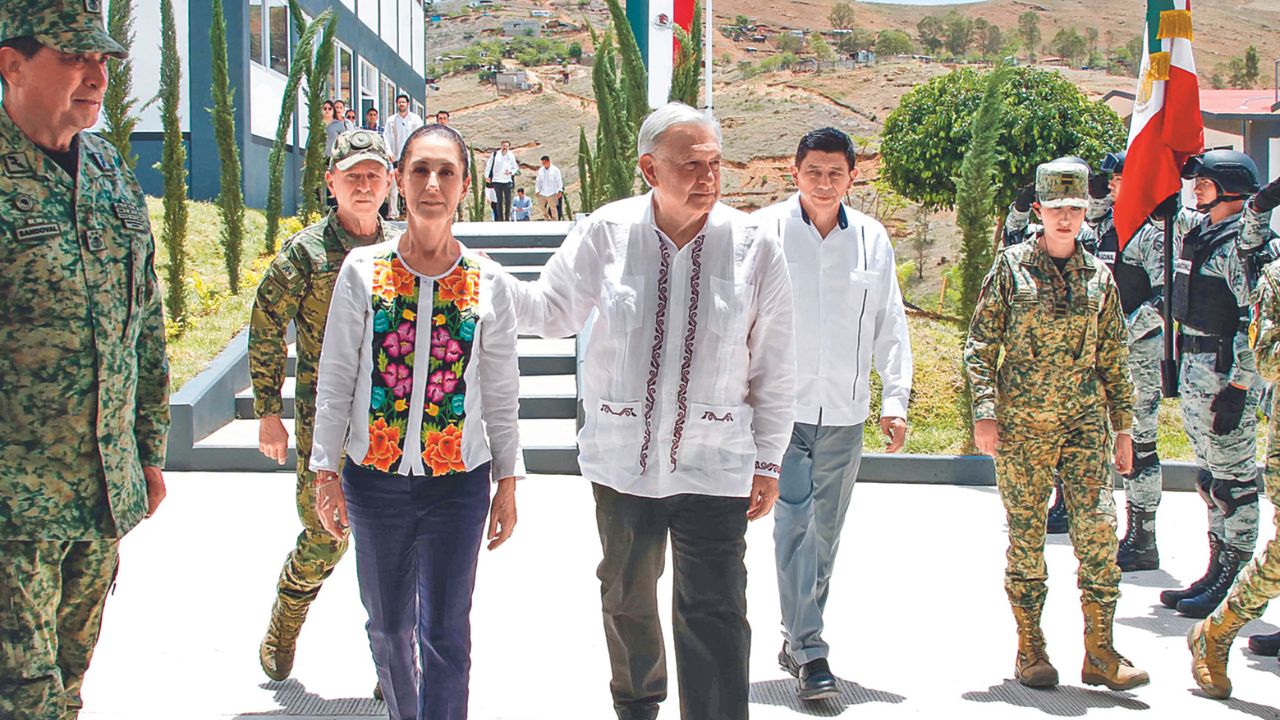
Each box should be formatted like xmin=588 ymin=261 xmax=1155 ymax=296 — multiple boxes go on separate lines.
xmin=625 ymin=0 xmax=696 ymax=108
xmin=1114 ymin=0 xmax=1204 ymax=247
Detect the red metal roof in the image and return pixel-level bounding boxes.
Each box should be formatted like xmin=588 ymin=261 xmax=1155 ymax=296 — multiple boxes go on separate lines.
xmin=1198 ymin=89 xmax=1278 ymax=117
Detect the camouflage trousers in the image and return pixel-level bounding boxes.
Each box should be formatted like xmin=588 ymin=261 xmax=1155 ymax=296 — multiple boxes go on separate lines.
xmin=0 ymin=540 xmax=118 ymax=720
xmin=1122 ymin=334 xmax=1163 ymax=511
xmin=274 ymin=401 xmax=348 ymax=606
xmin=995 ymin=416 xmax=1121 ymax=610
xmin=1221 ymin=400 xmax=1280 ymax=621
xmin=1179 ymin=352 xmax=1260 ymax=552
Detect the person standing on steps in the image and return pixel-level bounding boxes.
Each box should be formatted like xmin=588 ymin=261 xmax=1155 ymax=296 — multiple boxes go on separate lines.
xmin=534 ymin=154 xmax=564 ymax=221
xmin=753 ymin=127 xmax=913 ymax=702
xmin=1090 ymin=150 xmax=1167 ymax=572
xmin=249 ymin=129 xmax=401 ymax=691
xmin=967 ymin=161 xmax=1149 ymax=693
xmin=484 ymin=140 xmax=518 ymax=221
xmin=383 ymin=93 xmax=424 ymax=220
xmin=1158 ymin=150 xmax=1272 ymax=620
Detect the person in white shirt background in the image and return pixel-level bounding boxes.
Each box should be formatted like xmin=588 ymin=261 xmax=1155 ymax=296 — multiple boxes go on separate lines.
xmin=484 ymin=140 xmax=519 ymax=221
xmin=514 ymin=102 xmax=795 ymax=720
xmin=383 ymin=93 xmax=425 ymax=220
xmin=534 ymin=154 xmax=564 ymax=220
xmin=753 ymin=127 xmax=913 ymax=702
xmin=309 ymin=124 xmax=521 ymax=720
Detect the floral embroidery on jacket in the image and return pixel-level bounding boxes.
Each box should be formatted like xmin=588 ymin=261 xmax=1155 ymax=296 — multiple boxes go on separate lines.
xmin=362 ymin=252 xmax=480 ymax=475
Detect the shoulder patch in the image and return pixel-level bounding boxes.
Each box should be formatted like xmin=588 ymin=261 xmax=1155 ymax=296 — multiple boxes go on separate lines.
xmin=3 ymin=153 xmax=32 ymax=177
xmin=112 ymin=202 xmax=149 ymax=231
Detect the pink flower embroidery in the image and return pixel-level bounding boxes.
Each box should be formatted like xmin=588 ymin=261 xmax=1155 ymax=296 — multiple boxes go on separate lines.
xmin=431 ymin=327 xmax=464 ymax=363
xmin=382 ymin=322 xmax=416 ymax=359
xmin=381 ymin=363 xmax=413 ymax=398
xmin=427 ymin=369 xmax=459 ymax=403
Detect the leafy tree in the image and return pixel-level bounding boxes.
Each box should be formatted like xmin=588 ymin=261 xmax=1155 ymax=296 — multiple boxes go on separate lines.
xmin=942 ymin=12 xmax=973 ymax=57
xmin=102 ymin=0 xmax=137 ymax=170
xmin=875 ymin=29 xmax=913 ymax=57
xmin=828 ymin=1 xmax=856 ymax=32
xmin=880 ymin=66 xmax=1126 ymax=211
xmin=569 ymin=41 xmax=583 ymax=60
xmin=209 ymin=0 xmax=245 ymax=294
xmin=776 ymin=32 xmax=805 ymax=54
xmin=263 ymin=14 xmax=330 ymax=253
xmin=810 ymin=32 xmax=835 ymax=66
xmin=917 ymin=16 xmax=944 ymax=55
xmin=1244 ymin=45 xmax=1261 ymax=86
xmin=670 ymin=0 xmax=704 ymax=106
xmin=836 ymin=28 xmax=875 ymax=55
xmin=1085 ymin=26 xmax=1098 ymax=59
xmin=1051 ymin=27 xmax=1086 ymax=66
xmin=1222 ymin=46 xmax=1262 ymax=88
xmin=735 ymin=14 xmax=751 ymax=30
xmin=1017 ymin=11 xmax=1040 ymax=62
xmin=972 ymin=18 xmax=1003 ymax=59
xmin=158 ymin=0 xmax=188 ymax=326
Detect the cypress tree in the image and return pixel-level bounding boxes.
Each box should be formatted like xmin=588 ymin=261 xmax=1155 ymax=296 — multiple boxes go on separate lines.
xmin=210 ymin=0 xmax=245 ymax=294
xmin=467 ymin=146 xmax=485 ymax=221
xmin=263 ymin=14 xmax=330 ymax=254
xmin=955 ymin=64 xmax=1010 ymax=321
xmin=101 ymin=0 xmax=137 ymax=170
xmin=577 ymin=126 xmax=595 ymax=212
xmin=670 ymin=1 xmax=703 ymax=107
xmin=158 ymin=0 xmax=188 ymax=326
xmin=300 ymin=12 xmax=338 ymax=221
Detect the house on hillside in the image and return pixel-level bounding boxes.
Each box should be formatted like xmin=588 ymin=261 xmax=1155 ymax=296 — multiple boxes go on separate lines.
xmin=495 ymin=69 xmax=538 ymax=95
xmin=502 ymin=18 xmax=543 ymax=37
xmin=98 ymin=0 xmax=426 ymax=214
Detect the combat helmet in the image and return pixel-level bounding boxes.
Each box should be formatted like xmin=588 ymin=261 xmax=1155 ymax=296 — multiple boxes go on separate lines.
xmin=1100 ymin=151 xmax=1126 ymax=175
xmin=1181 ymin=149 xmax=1260 ymax=210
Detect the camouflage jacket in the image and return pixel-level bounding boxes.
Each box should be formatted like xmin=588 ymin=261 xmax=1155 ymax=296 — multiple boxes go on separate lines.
xmin=1090 ymin=209 xmax=1166 ymax=343
xmin=1003 ymin=204 xmax=1100 ymax=254
xmin=0 ymin=107 xmax=169 ymax=541
xmin=1255 ymin=261 xmax=1280 ymax=386
xmin=965 ymin=237 xmax=1134 ymax=433
xmin=249 ymin=210 xmax=400 ymax=418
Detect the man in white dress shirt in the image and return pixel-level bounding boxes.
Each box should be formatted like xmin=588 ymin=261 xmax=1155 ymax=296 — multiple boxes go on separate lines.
xmin=483 ymin=140 xmax=519 ymax=221
xmin=754 ymin=127 xmax=913 ymax=701
xmin=534 ymin=154 xmax=564 ymax=220
xmin=382 ymin=93 xmax=424 ymax=219
xmin=515 ymin=102 xmax=795 ymax=720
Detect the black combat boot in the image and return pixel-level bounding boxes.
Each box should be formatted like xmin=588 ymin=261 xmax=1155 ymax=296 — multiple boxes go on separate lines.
xmin=1160 ymin=534 xmax=1223 ymax=609
xmin=1046 ymin=481 xmax=1068 ymax=535
xmin=1247 ymin=631 xmax=1280 ymax=656
xmin=1177 ymin=544 xmax=1251 ymax=619
xmin=1116 ymin=504 xmax=1159 ymax=572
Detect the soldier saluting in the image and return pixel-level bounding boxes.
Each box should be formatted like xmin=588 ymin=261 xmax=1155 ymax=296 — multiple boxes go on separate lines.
xmin=966 ymin=161 xmax=1148 ymax=692
xmin=0 ymin=3 xmax=170 ymax=717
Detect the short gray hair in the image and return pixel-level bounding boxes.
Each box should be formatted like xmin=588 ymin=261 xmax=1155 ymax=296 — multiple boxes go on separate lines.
xmin=636 ymin=102 xmax=721 ymax=158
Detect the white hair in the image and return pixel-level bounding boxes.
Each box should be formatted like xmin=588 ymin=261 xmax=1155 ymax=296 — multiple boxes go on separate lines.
xmin=636 ymin=102 xmax=722 ymax=158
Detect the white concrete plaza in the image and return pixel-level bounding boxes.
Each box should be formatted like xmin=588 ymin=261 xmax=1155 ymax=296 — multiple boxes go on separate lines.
xmin=79 ymin=472 xmax=1280 ymax=719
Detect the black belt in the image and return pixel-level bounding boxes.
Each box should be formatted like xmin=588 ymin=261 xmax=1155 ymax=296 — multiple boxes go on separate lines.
xmin=1180 ymin=333 xmax=1227 ymax=354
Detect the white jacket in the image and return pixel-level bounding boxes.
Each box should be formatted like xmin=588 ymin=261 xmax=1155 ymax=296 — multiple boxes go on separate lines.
xmin=484 ymin=150 xmax=519 ymax=185
xmin=515 ymin=193 xmax=796 ymax=498
xmin=310 ymin=242 xmax=524 ymax=481
xmin=754 ymin=194 xmax=912 ymax=426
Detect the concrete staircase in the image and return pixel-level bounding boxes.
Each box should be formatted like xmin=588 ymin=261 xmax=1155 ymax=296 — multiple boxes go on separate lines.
xmin=168 ymin=222 xmax=581 ymax=475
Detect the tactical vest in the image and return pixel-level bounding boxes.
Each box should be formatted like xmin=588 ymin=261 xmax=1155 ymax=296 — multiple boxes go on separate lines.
xmin=1095 ymin=222 xmax=1153 ymax=316
xmin=1171 ymin=220 xmax=1244 ymax=337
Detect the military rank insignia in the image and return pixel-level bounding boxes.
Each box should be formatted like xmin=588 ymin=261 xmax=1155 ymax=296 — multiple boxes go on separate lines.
xmin=3 ymin=153 xmax=32 ymax=177
xmin=113 ymin=202 xmax=148 ymax=231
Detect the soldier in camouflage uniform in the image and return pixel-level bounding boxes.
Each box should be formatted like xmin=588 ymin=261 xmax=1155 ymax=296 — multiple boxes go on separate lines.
xmin=1090 ymin=151 xmax=1167 ymax=572
xmin=966 ymin=162 xmax=1148 ymax=692
xmin=1186 ymin=171 xmax=1280 ymax=699
xmin=1158 ymin=151 xmax=1272 ymax=620
xmin=1003 ymin=157 xmax=1101 ymax=535
xmin=0 ymin=5 xmax=170 ymax=719
xmin=250 ymin=129 xmax=400 ymax=683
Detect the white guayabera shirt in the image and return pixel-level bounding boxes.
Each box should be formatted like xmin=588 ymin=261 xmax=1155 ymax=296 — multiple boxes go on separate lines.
xmin=515 ymin=193 xmax=796 ymax=499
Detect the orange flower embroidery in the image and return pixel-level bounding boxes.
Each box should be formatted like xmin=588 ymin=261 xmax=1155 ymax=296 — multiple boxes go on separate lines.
xmin=362 ymin=418 xmax=403 ymax=472
xmin=389 ymin=257 xmax=417 ymax=297
xmin=371 ymin=257 xmax=418 ymax=302
xmin=423 ymin=424 xmax=467 ymax=476
xmin=437 ymin=266 xmax=481 ymax=311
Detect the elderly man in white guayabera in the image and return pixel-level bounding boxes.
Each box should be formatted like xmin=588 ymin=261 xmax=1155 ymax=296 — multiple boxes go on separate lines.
xmin=514 ymin=102 xmax=795 ymax=720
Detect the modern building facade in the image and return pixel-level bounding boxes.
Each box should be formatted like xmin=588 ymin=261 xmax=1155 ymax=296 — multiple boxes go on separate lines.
xmin=100 ymin=0 xmax=427 ymax=213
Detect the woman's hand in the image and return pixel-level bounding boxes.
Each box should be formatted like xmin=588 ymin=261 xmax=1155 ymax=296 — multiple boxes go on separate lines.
xmin=1114 ymin=433 xmax=1134 ymax=475
xmin=315 ymin=470 xmax=349 ymax=541
xmin=487 ymin=477 xmax=517 ymax=550
xmin=974 ymin=419 xmax=1000 ymax=457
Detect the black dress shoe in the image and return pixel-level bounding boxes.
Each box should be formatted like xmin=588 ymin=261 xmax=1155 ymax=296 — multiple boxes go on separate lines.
xmin=778 ymin=641 xmax=801 ymax=678
xmin=1249 ymin=630 xmax=1280 ymax=656
xmin=798 ymin=658 xmax=839 ymax=701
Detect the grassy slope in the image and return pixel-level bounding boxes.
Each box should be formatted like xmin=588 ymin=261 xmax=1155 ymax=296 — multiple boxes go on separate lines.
xmin=148 ymin=197 xmax=273 ymax=391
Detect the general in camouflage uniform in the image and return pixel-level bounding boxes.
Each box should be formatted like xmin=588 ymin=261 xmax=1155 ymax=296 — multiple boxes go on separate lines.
xmin=1187 ymin=170 xmax=1280 ymax=698
xmin=1090 ymin=150 xmax=1167 ymax=572
xmin=0 ymin=5 xmax=170 ymax=719
xmin=249 ymin=129 xmax=400 ymax=682
xmin=966 ymin=162 xmax=1148 ymax=692
xmin=1158 ymin=150 xmax=1273 ymax=620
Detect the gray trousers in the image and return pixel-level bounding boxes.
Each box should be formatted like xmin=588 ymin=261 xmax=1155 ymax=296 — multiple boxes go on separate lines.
xmin=773 ymin=422 xmax=864 ymax=664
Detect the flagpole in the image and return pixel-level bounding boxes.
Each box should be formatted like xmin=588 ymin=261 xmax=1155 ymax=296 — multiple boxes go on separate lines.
xmin=704 ymin=0 xmax=713 ymax=114
xmin=1161 ymin=208 xmax=1179 ymax=397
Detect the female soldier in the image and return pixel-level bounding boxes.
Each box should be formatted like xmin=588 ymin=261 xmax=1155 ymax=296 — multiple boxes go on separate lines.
xmin=965 ymin=161 xmax=1147 ymax=691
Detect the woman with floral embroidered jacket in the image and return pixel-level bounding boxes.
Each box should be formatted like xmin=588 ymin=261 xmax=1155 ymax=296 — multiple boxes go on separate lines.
xmin=309 ymin=124 xmax=523 ymax=720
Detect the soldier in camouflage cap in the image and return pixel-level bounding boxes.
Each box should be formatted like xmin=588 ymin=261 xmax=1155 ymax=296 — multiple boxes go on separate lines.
xmin=250 ymin=127 xmax=399 ymax=687
xmin=966 ymin=161 xmax=1149 ymax=692
xmin=0 ymin=4 xmax=169 ymax=718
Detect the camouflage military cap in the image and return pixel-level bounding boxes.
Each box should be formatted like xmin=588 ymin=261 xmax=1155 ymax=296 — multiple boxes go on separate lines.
xmin=330 ymin=128 xmax=393 ymax=171
xmin=1036 ymin=161 xmax=1090 ymax=209
xmin=0 ymin=0 xmax=127 ymax=59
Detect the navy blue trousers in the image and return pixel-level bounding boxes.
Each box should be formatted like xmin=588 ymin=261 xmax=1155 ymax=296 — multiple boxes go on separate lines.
xmin=343 ymin=460 xmax=491 ymax=720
